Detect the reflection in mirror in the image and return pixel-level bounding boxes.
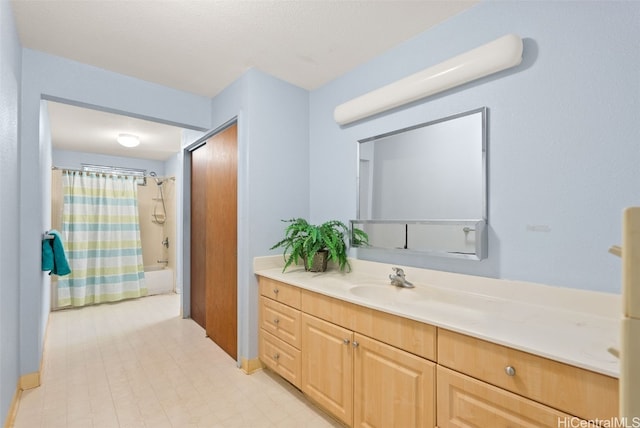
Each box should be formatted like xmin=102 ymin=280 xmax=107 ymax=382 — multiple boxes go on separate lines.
xmin=352 ymin=107 xmax=487 ymax=260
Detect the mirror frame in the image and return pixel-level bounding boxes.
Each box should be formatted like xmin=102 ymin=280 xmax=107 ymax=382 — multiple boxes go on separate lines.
xmin=352 ymin=107 xmax=488 ymax=260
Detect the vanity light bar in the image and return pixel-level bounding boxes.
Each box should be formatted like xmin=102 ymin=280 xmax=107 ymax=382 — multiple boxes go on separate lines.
xmin=334 ymin=34 xmax=523 ymax=125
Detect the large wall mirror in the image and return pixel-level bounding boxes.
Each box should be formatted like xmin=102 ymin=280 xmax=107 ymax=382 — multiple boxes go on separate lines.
xmin=351 ymin=107 xmax=488 ymax=260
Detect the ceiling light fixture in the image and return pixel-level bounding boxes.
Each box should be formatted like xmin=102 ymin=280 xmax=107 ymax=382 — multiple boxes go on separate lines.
xmin=117 ymin=133 xmax=140 ymax=148
xmin=334 ymin=34 xmax=523 ymax=125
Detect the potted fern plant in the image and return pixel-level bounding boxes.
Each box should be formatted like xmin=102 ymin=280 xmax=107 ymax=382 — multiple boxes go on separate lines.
xmin=270 ymin=218 xmax=368 ymax=272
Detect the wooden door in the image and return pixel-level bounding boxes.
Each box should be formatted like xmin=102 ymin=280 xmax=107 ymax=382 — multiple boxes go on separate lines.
xmin=189 ymin=143 xmax=208 ymax=329
xmin=205 ymin=124 xmax=238 ymax=360
xmin=190 ymin=124 xmax=238 ymax=359
xmin=301 ymin=313 xmax=353 ymax=426
xmin=353 ymin=333 xmax=435 ymax=428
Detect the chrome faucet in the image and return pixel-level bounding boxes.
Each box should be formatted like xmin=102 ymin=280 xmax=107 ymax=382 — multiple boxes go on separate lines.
xmin=389 ymin=267 xmax=414 ymax=288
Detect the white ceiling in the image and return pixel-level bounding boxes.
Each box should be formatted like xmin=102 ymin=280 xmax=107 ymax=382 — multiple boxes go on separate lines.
xmin=12 ymin=0 xmax=478 ymax=160
xmin=47 ymin=101 xmax=184 ymax=161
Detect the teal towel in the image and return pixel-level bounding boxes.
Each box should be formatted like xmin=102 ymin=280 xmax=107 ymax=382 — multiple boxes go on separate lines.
xmin=42 ymin=230 xmax=71 ymax=276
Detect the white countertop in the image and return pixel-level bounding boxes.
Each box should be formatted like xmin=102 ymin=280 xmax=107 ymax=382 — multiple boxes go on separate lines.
xmin=254 ymin=256 xmax=621 ymax=378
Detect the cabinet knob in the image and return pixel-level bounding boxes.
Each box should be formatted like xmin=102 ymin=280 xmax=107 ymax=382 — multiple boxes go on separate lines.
xmin=504 ymin=365 xmax=516 ymax=376
xmin=273 ymin=353 xmax=280 ymax=360
xmin=273 ymin=318 xmax=280 ymax=325
xmin=352 ymin=341 xmax=359 ymax=348
xmin=343 ymin=338 xmax=350 ymax=345
xmin=273 ymin=288 xmax=279 ymax=294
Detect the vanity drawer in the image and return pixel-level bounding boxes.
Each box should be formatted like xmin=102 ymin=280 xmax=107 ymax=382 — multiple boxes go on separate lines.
xmin=301 ymin=289 xmax=436 ymax=361
xmin=259 ymin=296 xmax=301 ymax=348
xmin=352 ymin=305 xmax=436 ymax=361
xmin=437 ymin=366 xmax=571 ymax=427
xmin=259 ymin=330 xmax=301 ymax=388
xmin=301 ymin=289 xmax=355 ymax=329
xmin=259 ymin=277 xmax=301 ymax=309
xmin=437 ymin=329 xmax=618 ymax=421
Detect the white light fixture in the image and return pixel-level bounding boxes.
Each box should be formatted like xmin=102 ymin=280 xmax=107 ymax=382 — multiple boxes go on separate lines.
xmin=334 ymin=34 xmax=523 ymax=125
xmin=116 ymin=133 xmax=140 ymax=148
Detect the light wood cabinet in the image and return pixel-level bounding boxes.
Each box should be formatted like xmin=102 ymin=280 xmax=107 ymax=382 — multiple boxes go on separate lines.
xmin=260 ymin=296 xmax=301 ymax=348
xmin=301 ymin=313 xmax=354 ymax=426
xmin=257 ymin=276 xmax=619 ymax=428
xmin=259 ymin=330 xmax=301 ymax=387
xmin=301 ymin=289 xmax=436 ymax=360
xmin=437 ymin=366 xmax=571 ymax=427
xmin=250 ymin=281 xmax=438 ymax=428
xmin=438 ymin=329 xmax=618 ymax=421
xmin=354 ymin=334 xmax=435 ymax=428
xmin=258 ymin=279 xmax=302 ymax=388
xmin=300 ymin=312 xmax=436 ymax=428
xmin=259 ymin=276 xmax=301 ymax=308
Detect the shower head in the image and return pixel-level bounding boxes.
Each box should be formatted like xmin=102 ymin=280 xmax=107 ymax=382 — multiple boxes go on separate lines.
xmin=149 ymin=171 xmax=163 ymax=186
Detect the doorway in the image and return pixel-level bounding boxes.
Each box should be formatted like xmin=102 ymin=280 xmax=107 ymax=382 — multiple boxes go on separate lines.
xmin=46 ymin=100 xmax=190 ymax=310
xmin=190 ymin=123 xmax=238 ymax=360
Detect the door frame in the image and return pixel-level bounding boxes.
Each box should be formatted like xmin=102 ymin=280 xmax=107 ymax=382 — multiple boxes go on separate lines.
xmin=182 ymin=116 xmax=242 ymax=365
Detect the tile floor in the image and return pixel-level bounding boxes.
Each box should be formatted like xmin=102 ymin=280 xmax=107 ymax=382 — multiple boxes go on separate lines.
xmin=13 ymin=294 xmax=342 ymax=428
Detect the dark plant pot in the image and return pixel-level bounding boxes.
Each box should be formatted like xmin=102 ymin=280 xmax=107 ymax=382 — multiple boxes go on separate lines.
xmin=303 ymin=250 xmax=328 ymax=272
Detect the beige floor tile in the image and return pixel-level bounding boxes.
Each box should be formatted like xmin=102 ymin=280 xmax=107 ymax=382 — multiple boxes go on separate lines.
xmin=13 ymin=294 xmax=339 ymax=428
xmin=12 ymin=407 xmax=43 ymax=428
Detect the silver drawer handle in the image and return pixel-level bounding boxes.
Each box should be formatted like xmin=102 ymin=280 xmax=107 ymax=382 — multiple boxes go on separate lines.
xmin=273 ymin=318 xmax=280 ymax=324
xmin=273 ymin=353 xmax=280 ymax=360
xmin=343 ymin=338 xmax=350 ymax=345
xmin=505 ymin=366 xmax=516 ymax=377
xmin=273 ymin=288 xmax=279 ymax=294
xmin=352 ymin=341 xmax=359 ymax=348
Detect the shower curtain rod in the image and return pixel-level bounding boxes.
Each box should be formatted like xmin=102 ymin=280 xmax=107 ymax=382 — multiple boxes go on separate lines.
xmin=51 ymin=166 xmax=175 ymax=181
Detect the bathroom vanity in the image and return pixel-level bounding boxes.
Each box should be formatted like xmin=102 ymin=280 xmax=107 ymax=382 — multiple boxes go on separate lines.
xmin=254 ymin=256 xmax=619 ymax=427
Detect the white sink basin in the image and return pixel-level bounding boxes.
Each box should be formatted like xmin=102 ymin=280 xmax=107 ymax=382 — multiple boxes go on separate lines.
xmin=347 ymin=282 xmax=502 ymax=322
xmin=348 ymin=284 xmax=431 ymax=304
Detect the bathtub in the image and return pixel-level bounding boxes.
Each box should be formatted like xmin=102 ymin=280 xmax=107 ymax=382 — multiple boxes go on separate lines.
xmin=144 ymin=266 xmax=175 ymax=295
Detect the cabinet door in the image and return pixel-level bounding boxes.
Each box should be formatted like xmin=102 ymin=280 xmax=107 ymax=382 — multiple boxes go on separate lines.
xmin=354 ymin=334 xmax=435 ymax=428
xmin=301 ymin=313 xmax=354 ymax=426
xmin=437 ymin=366 xmax=572 ymax=428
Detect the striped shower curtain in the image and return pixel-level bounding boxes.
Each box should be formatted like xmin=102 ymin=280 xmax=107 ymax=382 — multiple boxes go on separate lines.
xmin=57 ymin=171 xmax=147 ymax=307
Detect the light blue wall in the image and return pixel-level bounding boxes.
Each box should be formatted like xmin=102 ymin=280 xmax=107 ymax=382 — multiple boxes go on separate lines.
xmin=39 ymin=101 xmax=52 ymax=356
xmin=19 ymin=49 xmax=212 ymax=378
xmin=309 ymin=1 xmax=640 ymax=293
xmin=208 ymin=68 xmax=309 ymax=361
xmin=0 ymin=0 xmax=22 ymax=422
